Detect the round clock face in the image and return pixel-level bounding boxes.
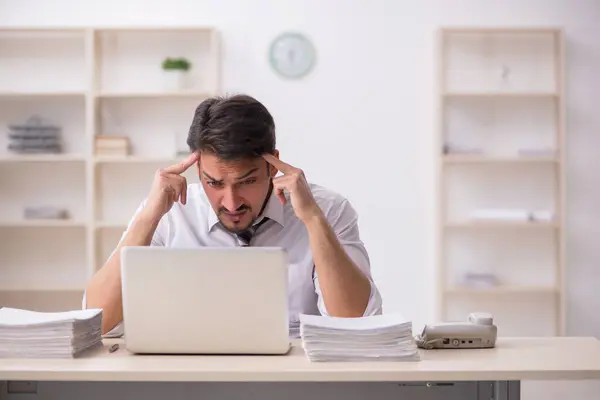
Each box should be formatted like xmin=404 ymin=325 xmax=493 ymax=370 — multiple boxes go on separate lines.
xmin=269 ymin=32 xmax=316 ymax=79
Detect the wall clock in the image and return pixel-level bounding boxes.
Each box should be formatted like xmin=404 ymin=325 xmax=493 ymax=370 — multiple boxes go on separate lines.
xmin=268 ymin=32 xmax=316 ymax=79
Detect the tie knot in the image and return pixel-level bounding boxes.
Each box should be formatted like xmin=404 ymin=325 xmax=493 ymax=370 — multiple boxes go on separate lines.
xmin=236 ymin=217 xmax=269 ymax=246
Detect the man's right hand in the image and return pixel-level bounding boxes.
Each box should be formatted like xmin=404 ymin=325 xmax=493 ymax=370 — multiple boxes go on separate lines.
xmin=142 ymin=152 xmax=200 ymax=221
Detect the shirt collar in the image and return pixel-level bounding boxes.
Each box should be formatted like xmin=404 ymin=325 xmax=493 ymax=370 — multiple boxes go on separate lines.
xmin=207 ymin=190 xmax=285 ymax=232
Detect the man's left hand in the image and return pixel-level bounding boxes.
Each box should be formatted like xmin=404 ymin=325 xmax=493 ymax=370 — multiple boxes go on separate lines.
xmin=263 ymin=153 xmax=323 ymax=223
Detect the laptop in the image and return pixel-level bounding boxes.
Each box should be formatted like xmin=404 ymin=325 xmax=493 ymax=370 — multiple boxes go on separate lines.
xmin=120 ymin=246 xmax=291 ymax=355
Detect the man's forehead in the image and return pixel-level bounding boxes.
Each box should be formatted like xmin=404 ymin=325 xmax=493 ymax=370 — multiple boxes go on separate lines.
xmin=199 ymin=153 xmax=263 ymax=177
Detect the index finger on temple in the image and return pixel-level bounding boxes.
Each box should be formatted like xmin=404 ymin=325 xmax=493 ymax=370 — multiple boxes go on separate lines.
xmin=262 ymin=153 xmax=293 ymax=173
xmin=165 ymin=151 xmax=199 ymax=174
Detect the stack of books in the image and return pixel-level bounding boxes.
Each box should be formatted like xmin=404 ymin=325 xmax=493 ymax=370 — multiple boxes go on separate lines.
xmin=299 ymin=313 xmax=420 ymax=362
xmin=95 ymin=135 xmax=130 ymax=157
xmin=0 ymin=308 xmax=103 ymax=358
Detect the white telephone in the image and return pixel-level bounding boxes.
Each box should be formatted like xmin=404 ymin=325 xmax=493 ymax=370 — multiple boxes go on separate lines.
xmin=414 ymin=312 xmax=497 ymax=349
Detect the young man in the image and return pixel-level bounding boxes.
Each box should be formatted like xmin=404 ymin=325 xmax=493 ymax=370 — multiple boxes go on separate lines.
xmin=84 ymin=94 xmax=383 ymax=335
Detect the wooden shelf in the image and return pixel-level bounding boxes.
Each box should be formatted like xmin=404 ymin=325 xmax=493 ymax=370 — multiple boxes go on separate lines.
xmin=0 ymin=154 xmax=86 ymax=163
xmin=441 ymin=27 xmax=563 ymax=34
xmin=0 ymin=26 xmax=220 ymax=312
xmin=97 ymin=91 xmax=213 ymax=99
xmin=443 ymin=91 xmax=558 ymax=97
xmin=95 ymin=221 xmax=128 ymax=229
xmin=94 ymin=26 xmax=215 ymax=33
xmin=0 ymin=220 xmax=87 ymax=228
xmin=0 ymin=285 xmax=85 ymax=292
xmin=445 ymin=285 xmax=558 ymax=295
xmin=437 ymin=27 xmax=566 ymax=337
xmin=442 ymin=155 xmax=559 ymax=164
xmin=445 ymin=221 xmax=560 ymax=229
xmin=0 ymin=91 xmax=86 ymax=98
xmin=94 ymin=155 xmax=182 ymax=164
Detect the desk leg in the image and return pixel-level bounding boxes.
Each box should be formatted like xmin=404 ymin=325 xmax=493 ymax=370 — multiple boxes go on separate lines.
xmin=478 ymin=381 xmax=521 ymax=400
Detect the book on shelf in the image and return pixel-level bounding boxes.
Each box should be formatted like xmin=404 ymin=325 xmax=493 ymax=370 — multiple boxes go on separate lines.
xmin=95 ymin=135 xmax=131 ymax=157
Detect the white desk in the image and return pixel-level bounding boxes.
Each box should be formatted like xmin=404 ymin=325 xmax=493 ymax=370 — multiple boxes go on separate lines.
xmin=1 ymin=337 xmax=600 ymax=400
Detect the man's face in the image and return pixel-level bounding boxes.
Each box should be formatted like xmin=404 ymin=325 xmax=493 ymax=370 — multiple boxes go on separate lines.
xmin=196 ymin=151 xmax=277 ymax=233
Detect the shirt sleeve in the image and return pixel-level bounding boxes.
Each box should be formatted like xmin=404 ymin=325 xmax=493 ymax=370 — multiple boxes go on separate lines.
xmin=314 ymin=198 xmax=383 ymax=317
xmin=82 ymin=199 xmax=167 ymax=337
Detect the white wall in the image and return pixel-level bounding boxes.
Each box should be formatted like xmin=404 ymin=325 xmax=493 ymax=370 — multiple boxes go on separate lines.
xmin=2 ymin=0 xmax=600 ymax=342
xmin=1 ymin=0 xmax=599 ymax=398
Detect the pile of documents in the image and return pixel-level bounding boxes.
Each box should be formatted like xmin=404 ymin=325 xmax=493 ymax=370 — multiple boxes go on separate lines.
xmin=299 ymin=313 xmax=420 ymax=362
xmin=0 ymin=307 xmax=103 ymax=358
xmin=289 ymin=319 xmax=301 ymax=338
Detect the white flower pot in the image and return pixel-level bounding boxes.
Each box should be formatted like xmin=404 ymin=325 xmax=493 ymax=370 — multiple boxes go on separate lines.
xmin=163 ymin=70 xmax=187 ymax=91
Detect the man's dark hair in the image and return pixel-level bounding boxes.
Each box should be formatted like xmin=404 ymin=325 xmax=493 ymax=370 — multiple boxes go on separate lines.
xmin=187 ymin=94 xmax=276 ymax=160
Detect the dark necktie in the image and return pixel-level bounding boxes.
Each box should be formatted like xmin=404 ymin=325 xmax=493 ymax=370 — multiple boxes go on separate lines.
xmin=236 ymin=217 xmax=269 ymax=246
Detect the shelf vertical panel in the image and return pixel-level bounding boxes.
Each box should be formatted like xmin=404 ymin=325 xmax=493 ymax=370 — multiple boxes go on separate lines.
xmin=555 ymin=29 xmax=566 ymax=336
xmin=436 ymin=27 xmax=448 ymax=322
xmin=85 ymin=28 xmax=98 ymax=283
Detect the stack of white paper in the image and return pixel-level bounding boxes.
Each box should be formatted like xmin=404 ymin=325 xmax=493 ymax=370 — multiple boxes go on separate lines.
xmin=0 ymin=307 xmax=103 ymax=358
xmin=299 ymin=313 xmax=420 ymax=362
xmin=289 ymin=319 xmax=301 ymax=338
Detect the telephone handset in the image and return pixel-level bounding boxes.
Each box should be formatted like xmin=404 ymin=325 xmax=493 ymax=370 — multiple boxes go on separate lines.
xmin=414 ymin=312 xmax=497 ymax=349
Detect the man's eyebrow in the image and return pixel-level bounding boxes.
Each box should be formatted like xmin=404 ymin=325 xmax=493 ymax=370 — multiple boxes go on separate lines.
xmin=202 ymin=168 xmax=259 ymax=182
xmin=235 ymin=168 xmax=259 ymax=180
xmin=202 ymin=171 xmax=221 ymax=182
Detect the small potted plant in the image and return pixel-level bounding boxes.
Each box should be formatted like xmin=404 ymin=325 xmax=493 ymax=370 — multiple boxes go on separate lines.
xmin=161 ymin=57 xmax=192 ymax=90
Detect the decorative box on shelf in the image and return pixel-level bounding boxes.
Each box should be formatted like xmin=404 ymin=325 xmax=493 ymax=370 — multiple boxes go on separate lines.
xmin=7 ymin=116 xmax=63 ymax=154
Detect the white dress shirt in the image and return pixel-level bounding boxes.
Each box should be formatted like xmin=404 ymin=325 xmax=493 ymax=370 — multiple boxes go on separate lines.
xmin=84 ymin=182 xmax=383 ymax=337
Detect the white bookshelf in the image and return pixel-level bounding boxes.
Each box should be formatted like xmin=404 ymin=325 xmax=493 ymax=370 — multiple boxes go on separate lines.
xmin=436 ymin=28 xmax=566 ymax=336
xmin=0 ymin=27 xmax=220 ymax=311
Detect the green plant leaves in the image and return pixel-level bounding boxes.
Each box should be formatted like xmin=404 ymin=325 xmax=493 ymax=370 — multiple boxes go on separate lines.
xmin=162 ymin=57 xmax=191 ymax=71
